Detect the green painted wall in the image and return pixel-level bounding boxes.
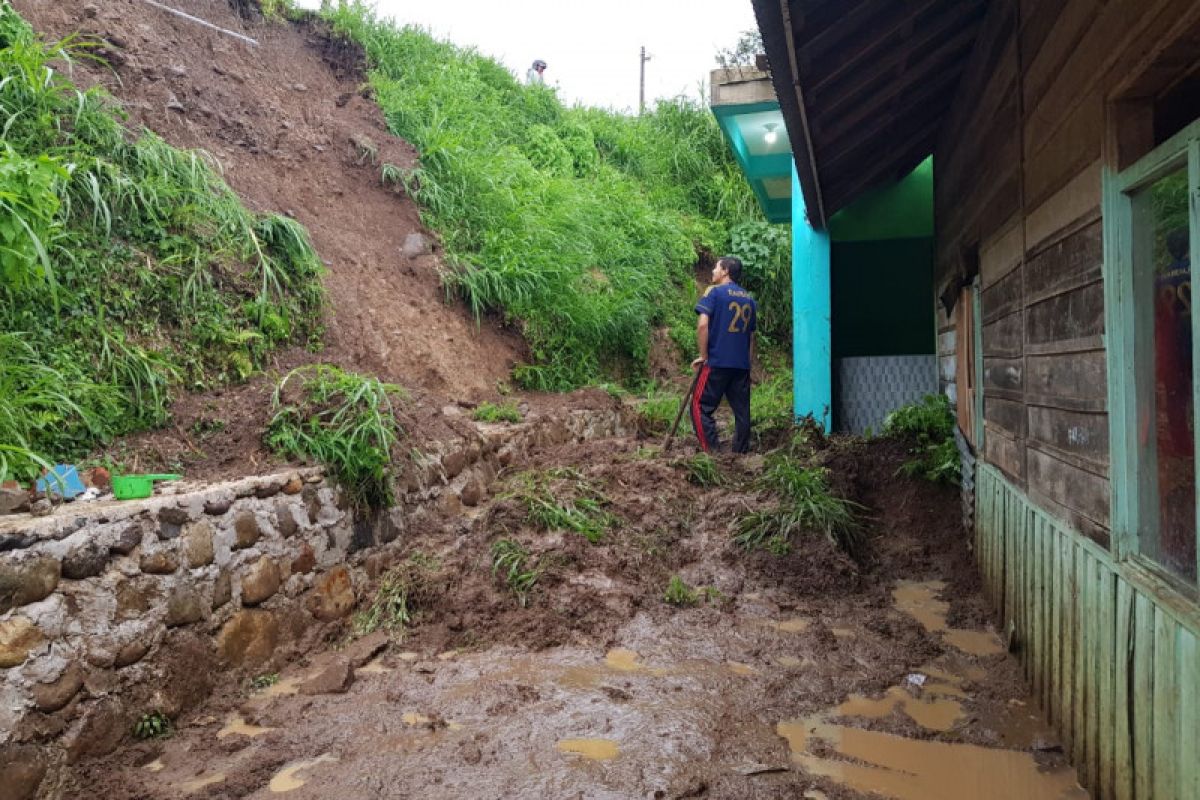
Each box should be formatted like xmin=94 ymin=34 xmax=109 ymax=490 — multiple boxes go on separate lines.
xmin=828 ymin=156 xmax=934 ymax=242
xmin=831 ymin=237 xmax=935 ymax=358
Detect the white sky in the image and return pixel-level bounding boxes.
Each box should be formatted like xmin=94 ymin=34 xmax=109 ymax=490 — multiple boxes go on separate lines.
xmin=293 ymin=0 xmax=758 ymax=112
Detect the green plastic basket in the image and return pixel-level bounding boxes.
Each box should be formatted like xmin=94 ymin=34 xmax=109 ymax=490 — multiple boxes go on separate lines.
xmin=111 ymin=474 xmax=183 ymax=500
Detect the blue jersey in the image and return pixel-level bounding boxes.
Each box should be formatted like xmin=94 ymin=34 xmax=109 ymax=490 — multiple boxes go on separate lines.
xmin=696 ymin=282 xmax=757 ymax=370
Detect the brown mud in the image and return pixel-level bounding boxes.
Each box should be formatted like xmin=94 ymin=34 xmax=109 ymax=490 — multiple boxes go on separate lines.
xmin=72 ymin=436 xmax=1086 ymax=799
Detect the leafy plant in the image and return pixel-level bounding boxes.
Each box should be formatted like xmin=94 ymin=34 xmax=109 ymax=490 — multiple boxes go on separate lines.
xmin=352 ymin=568 xmax=413 ymax=636
xmin=490 ymin=538 xmax=541 ymax=606
xmin=883 ymin=394 xmax=959 ymax=485
xmin=250 ymin=672 xmax=280 ymax=691
xmin=133 ymin=711 xmax=171 ymax=740
xmin=736 ymin=458 xmax=865 ymax=555
xmin=663 ymin=575 xmax=699 ymax=606
xmin=472 ymin=401 xmax=522 ymax=424
xmin=266 ymin=365 xmax=406 ymax=509
xmin=505 ymin=468 xmax=615 ymax=543
xmin=676 ymin=452 xmax=721 ymax=487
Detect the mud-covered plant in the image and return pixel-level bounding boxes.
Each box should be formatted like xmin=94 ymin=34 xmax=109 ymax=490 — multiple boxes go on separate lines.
xmin=352 ymin=568 xmax=412 ymax=637
xmin=676 ymin=453 xmax=721 ymax=487
xmin=133 ymin=711 xmax=171 ymax=740
xmin=506 ymin=468 xmax=615 ymax=544
xmin=490 ymin=538 xmax=541 ymax=606
xmin=250 ymin=673 xmax=280 ymax=691
xmin=473 ymin=401 xmax=522 ymax=424
xmin=736 ymin=459 xmax=865 ymax=555
xmin=883 ymin=394 xmax=959 ymax=486
xmin=266 ymin=365 xmax=406 ymax=510
xmin=663 ymin=575 xmax=699 ymax=607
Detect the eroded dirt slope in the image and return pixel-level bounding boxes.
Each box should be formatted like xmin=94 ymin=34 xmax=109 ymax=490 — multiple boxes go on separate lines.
xmin=75 ymin=436 xmax=1086 ymax=799
xmin=14 ymin=0 xmax=524 ymax=394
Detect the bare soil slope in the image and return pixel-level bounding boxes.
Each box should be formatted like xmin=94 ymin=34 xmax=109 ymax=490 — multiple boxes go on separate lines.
xmin=14 ymin=0 xmax=524 ymax=397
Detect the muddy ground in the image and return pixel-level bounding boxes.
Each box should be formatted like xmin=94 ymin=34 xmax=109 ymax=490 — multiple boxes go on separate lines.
xmin=72 ymin=434 xmax=1088 ymax=799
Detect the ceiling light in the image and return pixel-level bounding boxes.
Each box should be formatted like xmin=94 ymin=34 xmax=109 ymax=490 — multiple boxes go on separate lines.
xmin=763 ymin=122 xmax=780 ymax=145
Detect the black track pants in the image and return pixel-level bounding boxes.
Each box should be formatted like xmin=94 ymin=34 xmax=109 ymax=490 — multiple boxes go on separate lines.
xmin=690 ymin=365 xmax=751 ymax=454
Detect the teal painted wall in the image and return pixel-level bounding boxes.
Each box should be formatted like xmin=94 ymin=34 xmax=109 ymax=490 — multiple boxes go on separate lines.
xmin=831 ymin=237 xmax=935 ymax=358
xmin=791 ymin=160 xmax=832 ymax=428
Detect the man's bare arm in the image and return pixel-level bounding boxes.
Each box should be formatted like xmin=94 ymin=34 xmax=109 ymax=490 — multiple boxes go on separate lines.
xmin=692 ymin=314 xmax=710 ymax=368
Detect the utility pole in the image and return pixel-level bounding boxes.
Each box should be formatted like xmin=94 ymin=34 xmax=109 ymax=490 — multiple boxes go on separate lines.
xmin=639 ymin=46 xmax=652 ymax=115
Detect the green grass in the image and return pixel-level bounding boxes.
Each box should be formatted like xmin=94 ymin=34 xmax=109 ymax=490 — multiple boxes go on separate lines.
xmin=351 ymin=567 xmax=413 ymax=636
xmin=265 ymin=365 xmax=405 ymax=510
xmin=0 ymin=5 xmax=323 ymax=482
xmin=472 ymin=400 xmax=522 ymax=424
xmin=133 ymin=711 xmax=171 ymax=740
xmin=250 ymin=672 xmax=280 ymax=691
xmin=663 ymin=575 xmax=699 ymax=606
xmin=317 ymin=3 xmax=790 ymax=390
xmin=883 ymin=394 xmax=960 ymax=485
xmin=505 ymin=468 xmax=616 ymax=543
xmin=675 ymin=452 xmax=722 ymax=487
xmin=736 ymin=458 xmax=865 ymax=556
xmin=490 ymin=538 xmax=541 ymax=606
xmin=637 ymin=384 xmax=683 ymax=434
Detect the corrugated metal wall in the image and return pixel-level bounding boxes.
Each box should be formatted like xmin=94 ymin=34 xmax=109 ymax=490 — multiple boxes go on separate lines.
xmin=976 ymin=464 xmax=1200 ymax=800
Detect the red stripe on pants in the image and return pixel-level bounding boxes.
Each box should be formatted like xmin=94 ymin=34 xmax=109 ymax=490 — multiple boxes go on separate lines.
xmin=691 ymin=365 xmax=711 ymax=452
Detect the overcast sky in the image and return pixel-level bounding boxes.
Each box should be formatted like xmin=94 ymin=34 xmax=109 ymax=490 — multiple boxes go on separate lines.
xmin=293 ymin=0 xmax=759 ymax=112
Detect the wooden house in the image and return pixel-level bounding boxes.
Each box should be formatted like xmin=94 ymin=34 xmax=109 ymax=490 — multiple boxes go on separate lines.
xmin=748 ymin=1 xmax=1200 ymax=797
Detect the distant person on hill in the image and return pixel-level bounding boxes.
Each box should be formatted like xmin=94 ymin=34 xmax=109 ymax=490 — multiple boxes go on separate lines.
xmin=526 ymin=59 xmax=547 ymax=86
xmin=691 ymin=256 xmax=757 ymax=454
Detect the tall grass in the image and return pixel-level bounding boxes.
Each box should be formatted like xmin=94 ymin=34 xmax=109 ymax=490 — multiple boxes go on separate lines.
xmin=0 ymin=4 xmax=324 ymax=482
xmin=736 ymin=457 xmax=865 ymax=556
xmin=320 ymin=3 xmax=788 ymax=389
xmin=883 ymin=394 xmax=960 ymax=485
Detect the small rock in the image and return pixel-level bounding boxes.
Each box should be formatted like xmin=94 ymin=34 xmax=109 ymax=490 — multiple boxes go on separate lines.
xmin=139 ymin=549 xmax=178 ymax=575
xmin=85 ymin=467 xmax=111 ymax=490
xmin=0 ymin=744 xmax=47 ymax=800
xmin=168 ymin=64 xmax=187 ymax=77
xmin=402 ymin=233 xmax=433 ymax=259
xmin=282 ymin=474 xmax=303 ymax=495
xmin=203 ymin=495 xmax=234 ymax=516
xmin=302 ymin=485 xmax=321 ymax=524
xmin=290 ymin=542 xmax=315 ymax=575
xmin=306 ymin=566 xmax=355 ymax=621
xmin=82 ymin=3 xmax=99 ymax=17
xmin=0 ymin=616 xmax=43 ymax=668
xmin=32 ymin=662 xmax=84 ymax=712
xmin=459 ymin=477 xmax=485 ymax=507
xmin=109 ymin=524 xmax=143 ymax=555
xmin=183 ymin=522 xmax=215 ymax=568
xmin=29 ymin=499 xmax=51 ymax=517
xmin=217 ymin=610 xmax=279 ymax=667
xmin=166 ymin=92 xmax=185 ymax=112
xmin=342 ymin=630 xmax=389 ymax=667
xmin=240 ymin=557 xmax=281 ymax=606
xmin=114 ymin=640 xmax=150 ymax=668
xmin=158 ymin=507 xmax=190 ymax=526
xmin=157 ymin=521 xmax=182 ymax=541
xmin=0 ymin=488 xmax=29 ymax=515
xmin=275 ymin=501 xmax=302 ymax=538
xmin=292 ymin=83 xmax=307 ymax=92
xmin=165 ymin=586 xmax=203 ymax=627
xmin=0 ymin=556 xmax=61 ymax=613
xmin=233 ymin=513 xmax=260 ymax=549
xmin=253 ymin=482 xmax=281 ymax=500
xmin=299 ymin=657 xmax=354 ymax=695
xmin=62 ymin=539 xmax=108 ymax=580
xmin=211 ymin=570 xmax=232 ymax=610
xmin=64 ymin=698 xmax=124 ymax=760
xmin=441 ymin=449 xmax=467 ymax=479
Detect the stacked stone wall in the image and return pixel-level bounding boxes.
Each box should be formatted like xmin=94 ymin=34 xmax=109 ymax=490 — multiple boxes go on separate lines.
xmin=0 ymin=406 xmax=633 ymax=799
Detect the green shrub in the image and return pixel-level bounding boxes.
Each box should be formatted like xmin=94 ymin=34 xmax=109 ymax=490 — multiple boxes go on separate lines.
xmin=736 ymin=458 xmax=865 ymax=555
xmin=0 ymin=7 xmax=323 ymax=481
xmin=490 ymin=538 xmax=541 ymax=606
xmin=472 ymin=401 xmax=522 ymax=424
xmin=883 ymin=394 xmax=960 ymax=485
xmin=265 ymin=365 xmax=405 ymax=509
xmin=133 ymin=711 xmax=171 ymax=740
xmin=319 ymin=4 xmax=785 ymax=389
xmin=663 ymin=575 xmax=698 ymax=606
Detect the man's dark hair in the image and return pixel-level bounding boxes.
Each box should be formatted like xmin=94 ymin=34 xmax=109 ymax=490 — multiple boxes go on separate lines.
xmin=719 ymin=256 xmax=743 ymax=283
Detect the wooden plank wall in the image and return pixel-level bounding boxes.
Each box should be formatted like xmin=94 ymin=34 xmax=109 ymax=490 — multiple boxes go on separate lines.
xmin=977 ymin=465 xmax=1200 ymax=800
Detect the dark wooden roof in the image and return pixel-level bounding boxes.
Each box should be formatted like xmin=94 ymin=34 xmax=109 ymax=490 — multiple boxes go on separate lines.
xmin=752 ymin=0 xmax=989 ymax=228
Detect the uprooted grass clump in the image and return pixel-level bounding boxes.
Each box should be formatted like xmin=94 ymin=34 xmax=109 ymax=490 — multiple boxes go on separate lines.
xmin=472 ymin=401 xmax=522 ymax=424
xmin=490 ymin=538 xmax=542 ymax=607
xmin=503 ymin=466 xmax=616 ymax=544
xmin=674 ymin=452 xmax=722 ymax=487
xmin=266 ymin=365 xmax=406 ymax=510
xmin=882 ymin=394 xmax=959 ymax=485
xmin=319 ymin=3 xmax=792 ymax=390
xmin=0 ymin=5 xmax=324 ymax=482
xmin=736 ymin=456 xmax=865 ymax=556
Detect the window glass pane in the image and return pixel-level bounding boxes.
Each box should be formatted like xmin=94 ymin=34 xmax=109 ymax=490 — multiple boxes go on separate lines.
xmin=1143 ymin=166 xmax=1195 ymax=581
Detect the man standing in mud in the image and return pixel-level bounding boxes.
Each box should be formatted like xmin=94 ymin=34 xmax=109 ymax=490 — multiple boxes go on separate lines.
xmin=691 ymin=256 xmax=756 ymax=454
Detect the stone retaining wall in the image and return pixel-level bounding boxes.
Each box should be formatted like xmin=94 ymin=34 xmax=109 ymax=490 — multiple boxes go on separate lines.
xmin=0 ymin=406 xmax=634 ymax=799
